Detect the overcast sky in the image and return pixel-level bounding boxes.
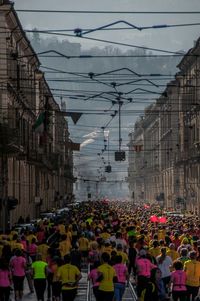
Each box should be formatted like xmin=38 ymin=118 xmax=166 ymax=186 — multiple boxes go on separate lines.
xmin=14 ymin=0 xmax=200 ymax=52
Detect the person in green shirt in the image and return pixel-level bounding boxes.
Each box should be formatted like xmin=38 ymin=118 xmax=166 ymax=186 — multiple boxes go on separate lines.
xmin=31 ymin=253 xmax=48 ymax=301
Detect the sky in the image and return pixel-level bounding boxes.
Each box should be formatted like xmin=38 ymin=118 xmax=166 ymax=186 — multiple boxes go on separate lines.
xmin=14 ymin=0 xmax=200 ymax=51
xmin=12 ymin=0 xmax=200 ymax=200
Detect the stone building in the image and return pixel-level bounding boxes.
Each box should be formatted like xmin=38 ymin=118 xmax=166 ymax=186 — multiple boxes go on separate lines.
xmin=142 ymin=103 xmax=160 ymax=203
xmin=0 ymin=1 xmax=75 ymax=229
xmin=128 ymin=38 xmax=200 ymax=213
xmin=128 ymin=118 xmax=144 ymax=202
xmin=175 ymin=39 xmax=200 ymax=213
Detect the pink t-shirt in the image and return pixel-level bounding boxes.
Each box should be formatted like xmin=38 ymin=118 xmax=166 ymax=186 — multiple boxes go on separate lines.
xmin=171 ymin=270 xmax=187 ymax=291
xmin=10 ymin=256 xmax=26 ymax=276
xmin=88 ymin=268 xmax=100 ymax=287
xmin=37 ymin=231 xmax=45 ymax=243
xmin=136 ymin=258 xmax=156 ymax=277
xmin=114 ymin=263 xmax=127 ymax=283
xmin=29 ymin=243 xmax=37 ymax=255
xmin=0 ymin=270 xmax=11 ymax=287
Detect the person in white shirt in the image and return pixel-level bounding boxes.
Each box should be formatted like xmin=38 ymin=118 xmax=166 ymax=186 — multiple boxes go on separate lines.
xmin=156 ymin=247 xmax=173 ymax=294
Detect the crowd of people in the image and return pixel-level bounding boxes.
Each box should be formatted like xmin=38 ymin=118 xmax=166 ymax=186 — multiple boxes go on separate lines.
xmin=0 ymin=201 xmax=200 ymax=301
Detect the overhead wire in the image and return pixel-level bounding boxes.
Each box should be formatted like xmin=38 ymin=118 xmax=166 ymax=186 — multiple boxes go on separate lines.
xmin=14 ymin=9 xmax=200 ymax=14
xmin=1 ymin=7 xmax=199 ymax=188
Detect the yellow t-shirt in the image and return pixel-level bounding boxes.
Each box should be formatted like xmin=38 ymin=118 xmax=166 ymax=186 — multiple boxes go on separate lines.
xmin=59 ymin=240 xmax=72 ymax=257
xmin=117 ymin=251 xmax=128 ymax=264
xmin=184 ymin=260 xmax=200 ymax=287
xmin=37 ymin=244 xmax=49 ymax=261
xmin=26 ymin=234 xmax=37 ymax=244
xmin=97 ymin=263 xmax=116 ymax=292
xmin=66 ymin=231 xmax=72 ymax=242
xmin=166 ymin=250 xmax=179 ymax=262
xmin=78 ymin=237 xmax=89 ymax=251
xmin=58 ymin=224 xmax=66 ymax=235
xmin=58 ymin=264 xmax=81 ymax=290
xmin=10 ymin=241 xmax=24 ymax=251
xmin=100 ymin=232 xmax=111 ymax=240
xmin=149 ymin=247 xmax=161 ymax=258
xmin=158 ymin=230 xmax=166 ymax=240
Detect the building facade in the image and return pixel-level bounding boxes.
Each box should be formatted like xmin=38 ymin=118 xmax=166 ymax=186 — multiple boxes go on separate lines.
xmin=0 ymin=1 xmax=75 ymax=229
xmin=128 ymin=38 xmax=200 ymax=213
xmin=128 ymin=118 xmax=144 ymax=202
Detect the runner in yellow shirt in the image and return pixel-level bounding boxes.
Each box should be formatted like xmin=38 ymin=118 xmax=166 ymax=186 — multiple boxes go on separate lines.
xmin=97 ymin=252 xmax=117 ymax=301
xmin=149 ymin=240 xmax=161 ymax=259
xmin=58 ymin=254 xmax=82 ymax=301
xmin=166 ymin=243 xmax=179 ymax=262
xmin=116 ymin=244 xmax=129 ymax=265
xmin=59 ymin=235 xmax=72 ymax=258
xmin=37 ymin=240 xmax=49 ymax=262
xmin=184 ymin=251 xmax=200 ymax=301
xmin=78 ymin=234 xmax=89 ymax=264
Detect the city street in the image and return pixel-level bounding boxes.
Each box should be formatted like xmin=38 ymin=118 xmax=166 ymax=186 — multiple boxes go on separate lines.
xmin=1 ymin=1 xmax=200 ymax=301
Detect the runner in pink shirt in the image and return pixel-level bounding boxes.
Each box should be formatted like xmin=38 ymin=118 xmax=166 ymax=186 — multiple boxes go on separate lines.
xmin=28 ymin=238 xmax=38 ymax=262
xmin=136 ymin=251 xmax=156 ymax=277
xmin=113 ymin=255 xmax=129 ymax=301
xmin=20 ymin=235 xmax=27 ymax=251
xmin=170 ymin=260 xmax=187 ymax=301
xmin=0 ymin=258 xmax=12 ymax=301
xmin=88 ymin=261 xmax=101 ymax=301
xmin=10 ymin=249 xmax=26 ymax=301
xmin=136 ymin=249 xmax=156 ymax=298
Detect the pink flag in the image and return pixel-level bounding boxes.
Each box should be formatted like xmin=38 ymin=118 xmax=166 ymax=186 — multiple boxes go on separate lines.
xmin=150 ymin=215 xmax=159 ymax=223
xmin=158 ymin=216 xmax=167 ymax=223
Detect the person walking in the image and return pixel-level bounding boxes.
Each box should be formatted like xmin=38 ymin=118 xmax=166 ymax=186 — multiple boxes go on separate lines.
xmin=113 ymin=255 xmax=129 ymax=301
xmin=57 ymin=254 xmax=82 ymax=301
xmin=170 ymin=260 xmax=187 ymax=301
xmin=156 ymin=247 xmax=173 ymax=294
xmin=88 ymin=261 xmax=101 ymax=301
xmin=0 ymin=258 xmax=12 ymax=301
xmin=136 ymin=249 xmax=156 ymax=298
xmin=9 ymin=249 xmax=26 ymax=301
xmin=184 ymin=251 xmax=200 ymax=301
xmin=97 ymin=252 xmax=117 ymax=301
xmin=31 ymin=253 xmax=48 ymax=301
